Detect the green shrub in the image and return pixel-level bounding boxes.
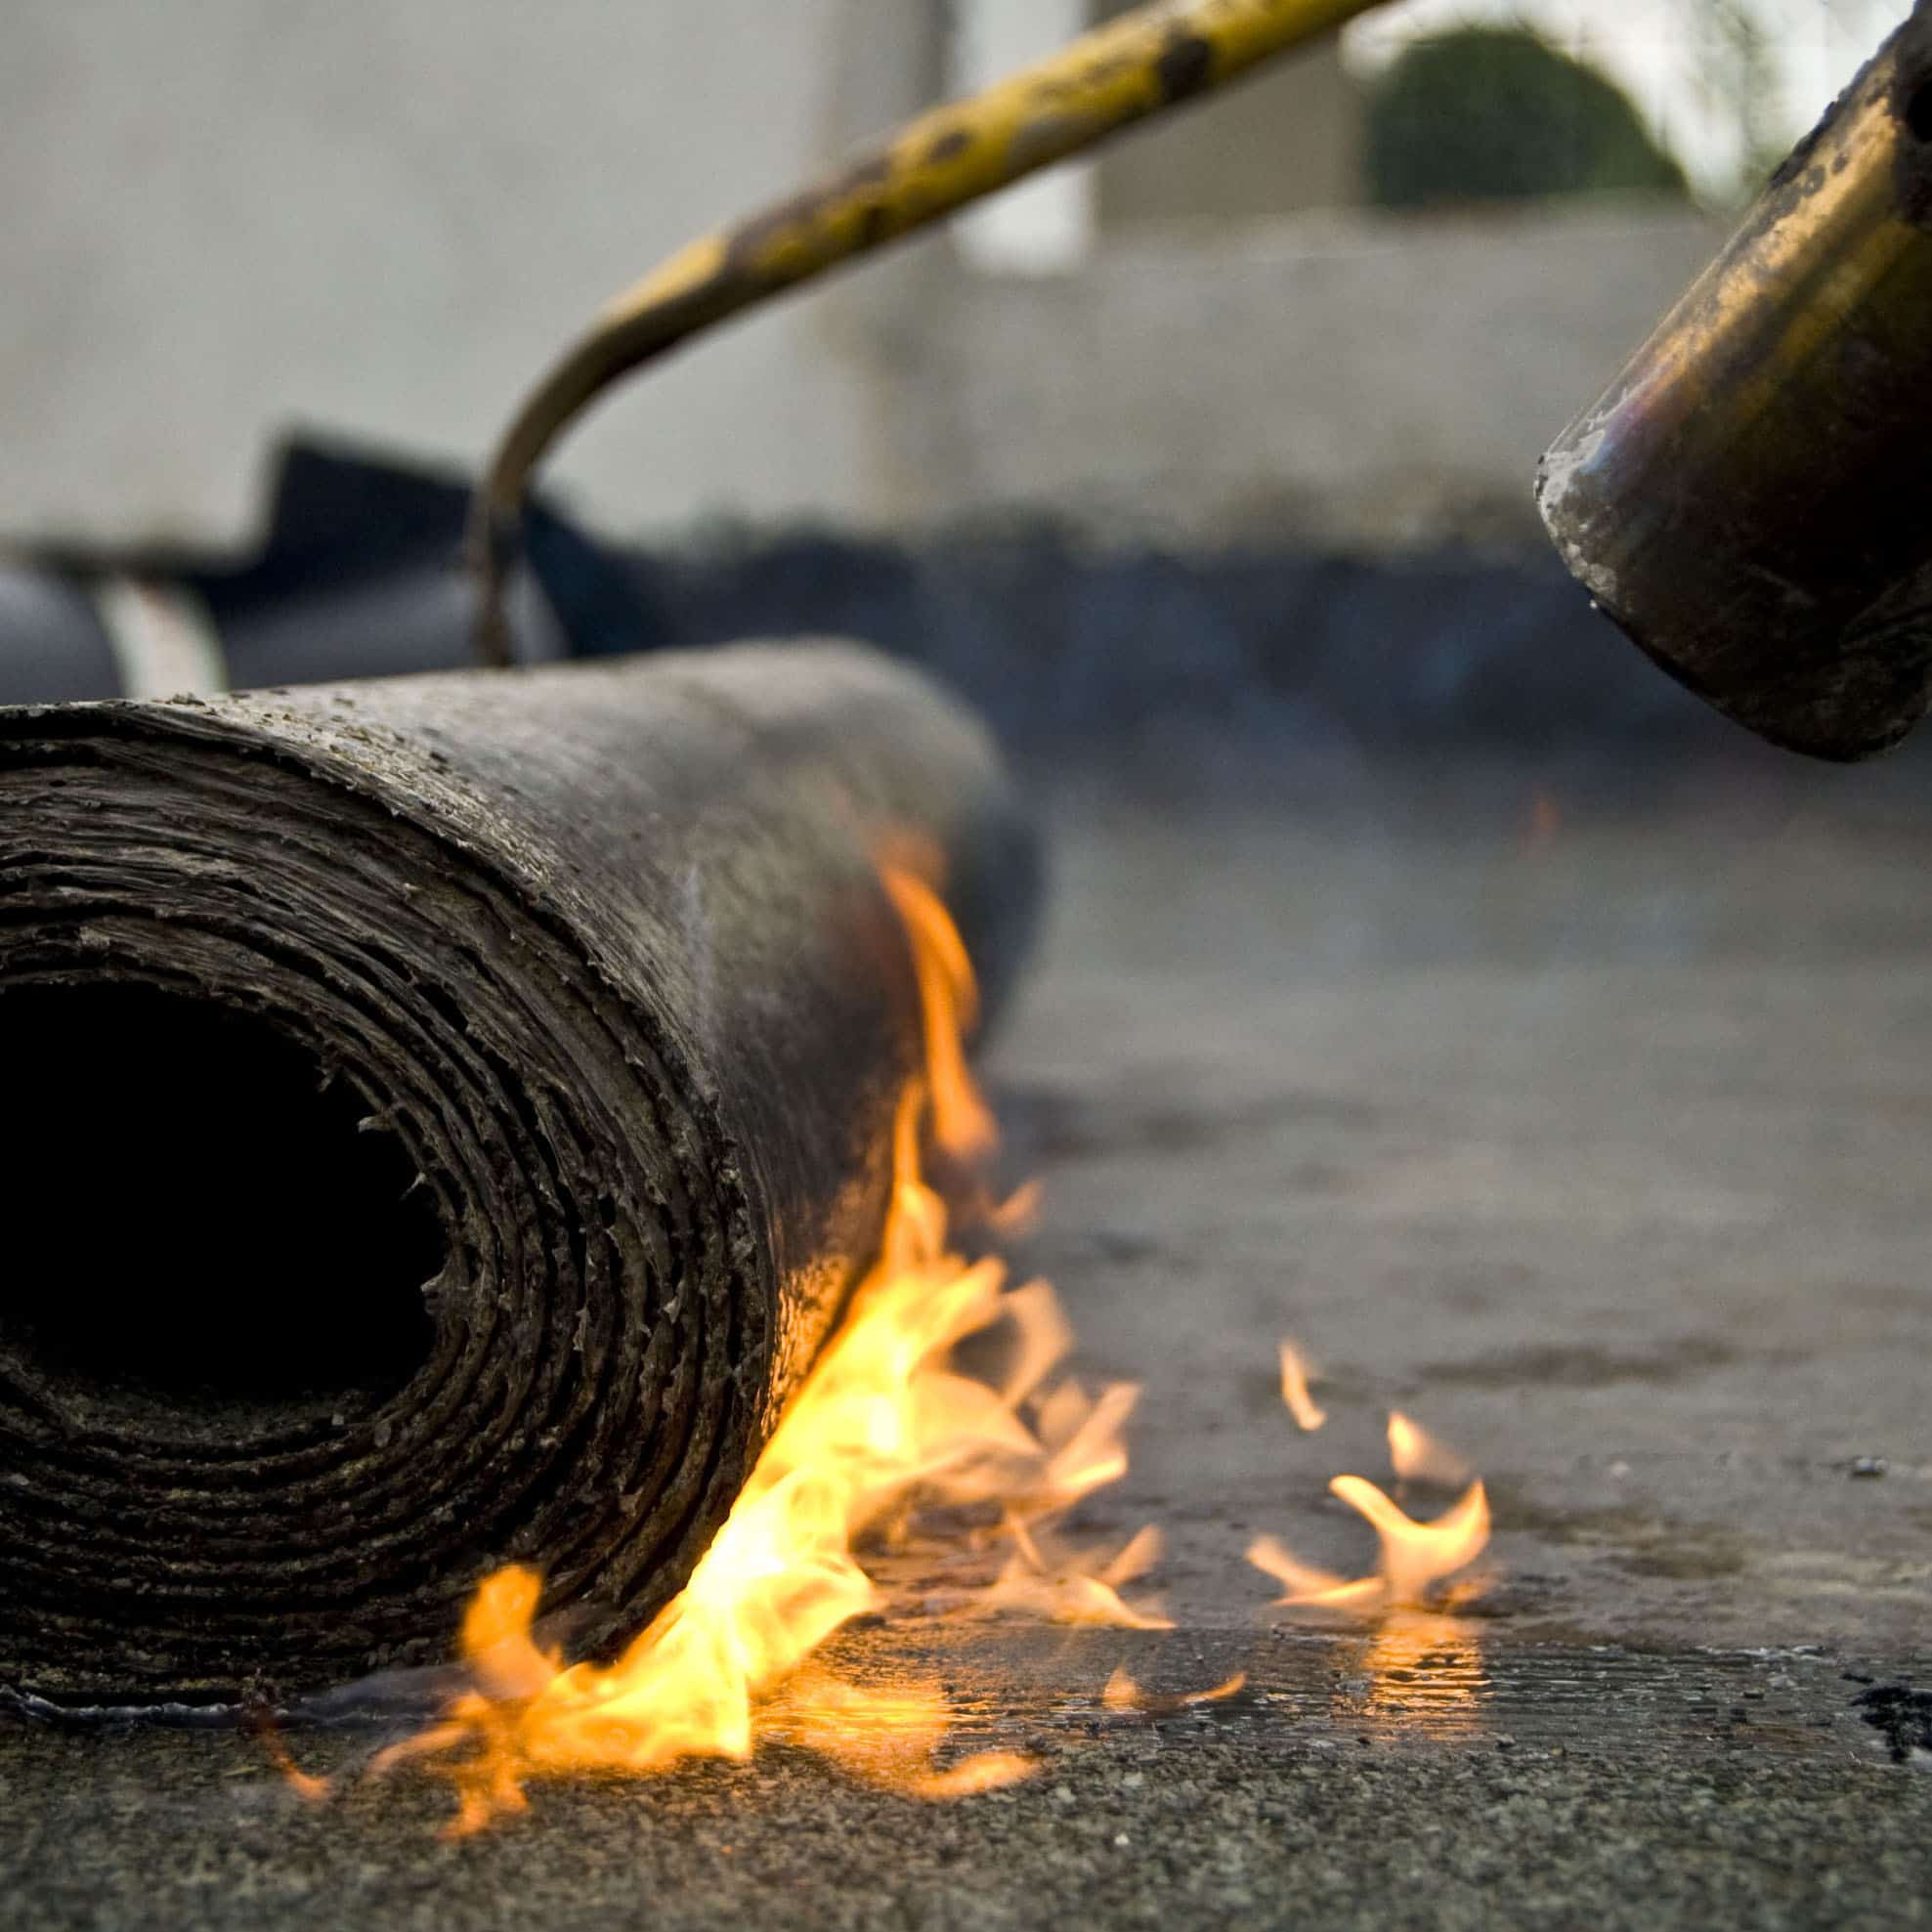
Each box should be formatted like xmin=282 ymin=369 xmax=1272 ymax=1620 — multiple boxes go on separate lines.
xmin=1365 ymin=26 xmax=1687 ymax=208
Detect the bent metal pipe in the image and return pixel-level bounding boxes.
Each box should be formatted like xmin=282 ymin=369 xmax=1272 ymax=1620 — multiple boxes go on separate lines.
xmin=466 ymin=0 xmax=1393 ymax=665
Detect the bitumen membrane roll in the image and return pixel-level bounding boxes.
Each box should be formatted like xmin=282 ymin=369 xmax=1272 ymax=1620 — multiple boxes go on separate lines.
xmin=0 ymin=642 xmax=1038 ymax=1705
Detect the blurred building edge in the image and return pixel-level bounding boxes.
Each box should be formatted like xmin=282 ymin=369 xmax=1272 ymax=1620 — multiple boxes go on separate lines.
xmin=842 ymin=2 xmax=1718 ymax=551
xmin=0 ymin=0 xmax=1720 ymax=558
xmin=1094 ymin=21 xmax=1365 ymax=228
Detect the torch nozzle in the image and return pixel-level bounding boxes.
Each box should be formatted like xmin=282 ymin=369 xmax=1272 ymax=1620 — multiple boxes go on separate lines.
xmin=1537 ymin=5 xmax=1932 ymax=761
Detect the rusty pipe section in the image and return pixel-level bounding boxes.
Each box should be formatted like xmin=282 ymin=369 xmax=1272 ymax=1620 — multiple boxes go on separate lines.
xmin=471 ymin=0 xmax=1388 ymax=664
xmin=1537 ymin=5 xmax=1932 ymax=761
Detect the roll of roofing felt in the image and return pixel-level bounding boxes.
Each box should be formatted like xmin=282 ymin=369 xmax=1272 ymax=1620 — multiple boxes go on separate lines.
xmin=0 ymin=642 xmax=1037 ymax=1704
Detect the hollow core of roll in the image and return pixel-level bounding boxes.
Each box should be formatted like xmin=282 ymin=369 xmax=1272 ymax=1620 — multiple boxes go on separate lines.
xmin=0 ymin=983 xmax=444 ymax=1426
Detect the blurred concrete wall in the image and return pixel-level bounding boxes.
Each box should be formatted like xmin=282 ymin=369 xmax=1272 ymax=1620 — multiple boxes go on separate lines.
xmin=1093 ymin=29 xmax=1366 ymax=225
xmin=0 ymin=2 xmax=1715 ymax=551
xmin=874 ymin=205 xmax=1721 ymax=545
xmin=0 ymin=0 xmax=931 ymax=547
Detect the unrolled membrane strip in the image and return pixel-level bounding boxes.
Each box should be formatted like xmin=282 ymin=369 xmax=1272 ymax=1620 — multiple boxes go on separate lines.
xmin=0 ymin=642 xmax=1038 ymax=1703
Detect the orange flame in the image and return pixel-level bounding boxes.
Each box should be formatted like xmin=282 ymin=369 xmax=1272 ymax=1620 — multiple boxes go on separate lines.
xmin=881 ymin=868 xmax=996 ymax=1161
xmin=1101 ymin=1665 xmax=1246 ymax=1714
xmin=1327 ymin=1475 xmax=1490 ymax=1607
xmin=375 ymin=863 xmax=1153 ymax=1829
xmin=1387 ymin=1410 xmax=1470 ymax=1486
xmin=1248 ymin=1473 xmax=1489 ymax=1612
xmin=1249 ymin=1393 xmax=1490 ymax=1613
xmin=1277 ymin=1339 xmax=1327 ymax=1432
xmin=246 ymin=1707 xmax=331 ymax=1803
xmin=764 ymin=1665 xmax=1036 ymax=1798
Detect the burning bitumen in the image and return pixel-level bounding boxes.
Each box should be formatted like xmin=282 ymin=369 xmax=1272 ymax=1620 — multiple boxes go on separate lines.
xmin=251 ymin=862 xmax=1491 ymax=1833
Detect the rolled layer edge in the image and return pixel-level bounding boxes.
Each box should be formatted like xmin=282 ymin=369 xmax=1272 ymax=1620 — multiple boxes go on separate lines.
xmin=0 ymin=641 xmax=1038 ymax=1703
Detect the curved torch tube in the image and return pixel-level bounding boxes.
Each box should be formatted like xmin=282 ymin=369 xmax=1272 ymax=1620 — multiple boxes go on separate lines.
xmin=470 ymin=0 xmax=1387 ymax=664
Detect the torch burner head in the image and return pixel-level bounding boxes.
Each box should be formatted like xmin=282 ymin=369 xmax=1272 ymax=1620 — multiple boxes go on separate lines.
xmin=1537 ymin=3 xmax=1932 ymax=761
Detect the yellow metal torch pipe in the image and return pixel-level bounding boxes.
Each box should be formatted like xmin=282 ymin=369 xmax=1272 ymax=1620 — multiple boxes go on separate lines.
xmin=472 ymin=0 xmax=1391 ymax=661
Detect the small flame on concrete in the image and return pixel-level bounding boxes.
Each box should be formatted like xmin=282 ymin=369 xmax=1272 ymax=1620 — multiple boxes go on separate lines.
xmin=1277 ymin=1339 xmax=1327 ymax=1432
xmin=1387 ymin=1410 xmax=1471 ymax=1486
xmin=1100 ymin=1665 xmax=1247 ymax=1715
xmin=1250 ymin=1352 xmax=1489 ymax=1613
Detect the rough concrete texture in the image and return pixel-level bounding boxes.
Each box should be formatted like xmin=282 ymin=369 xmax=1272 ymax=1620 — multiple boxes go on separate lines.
xmin=1003 ymin=772 xmax=1932 ymax=1660
xmin=5 ymin=1661 xmax=1926 ymax=1932
xmin=5 ymin=757 xmax=1930 ymax=1926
